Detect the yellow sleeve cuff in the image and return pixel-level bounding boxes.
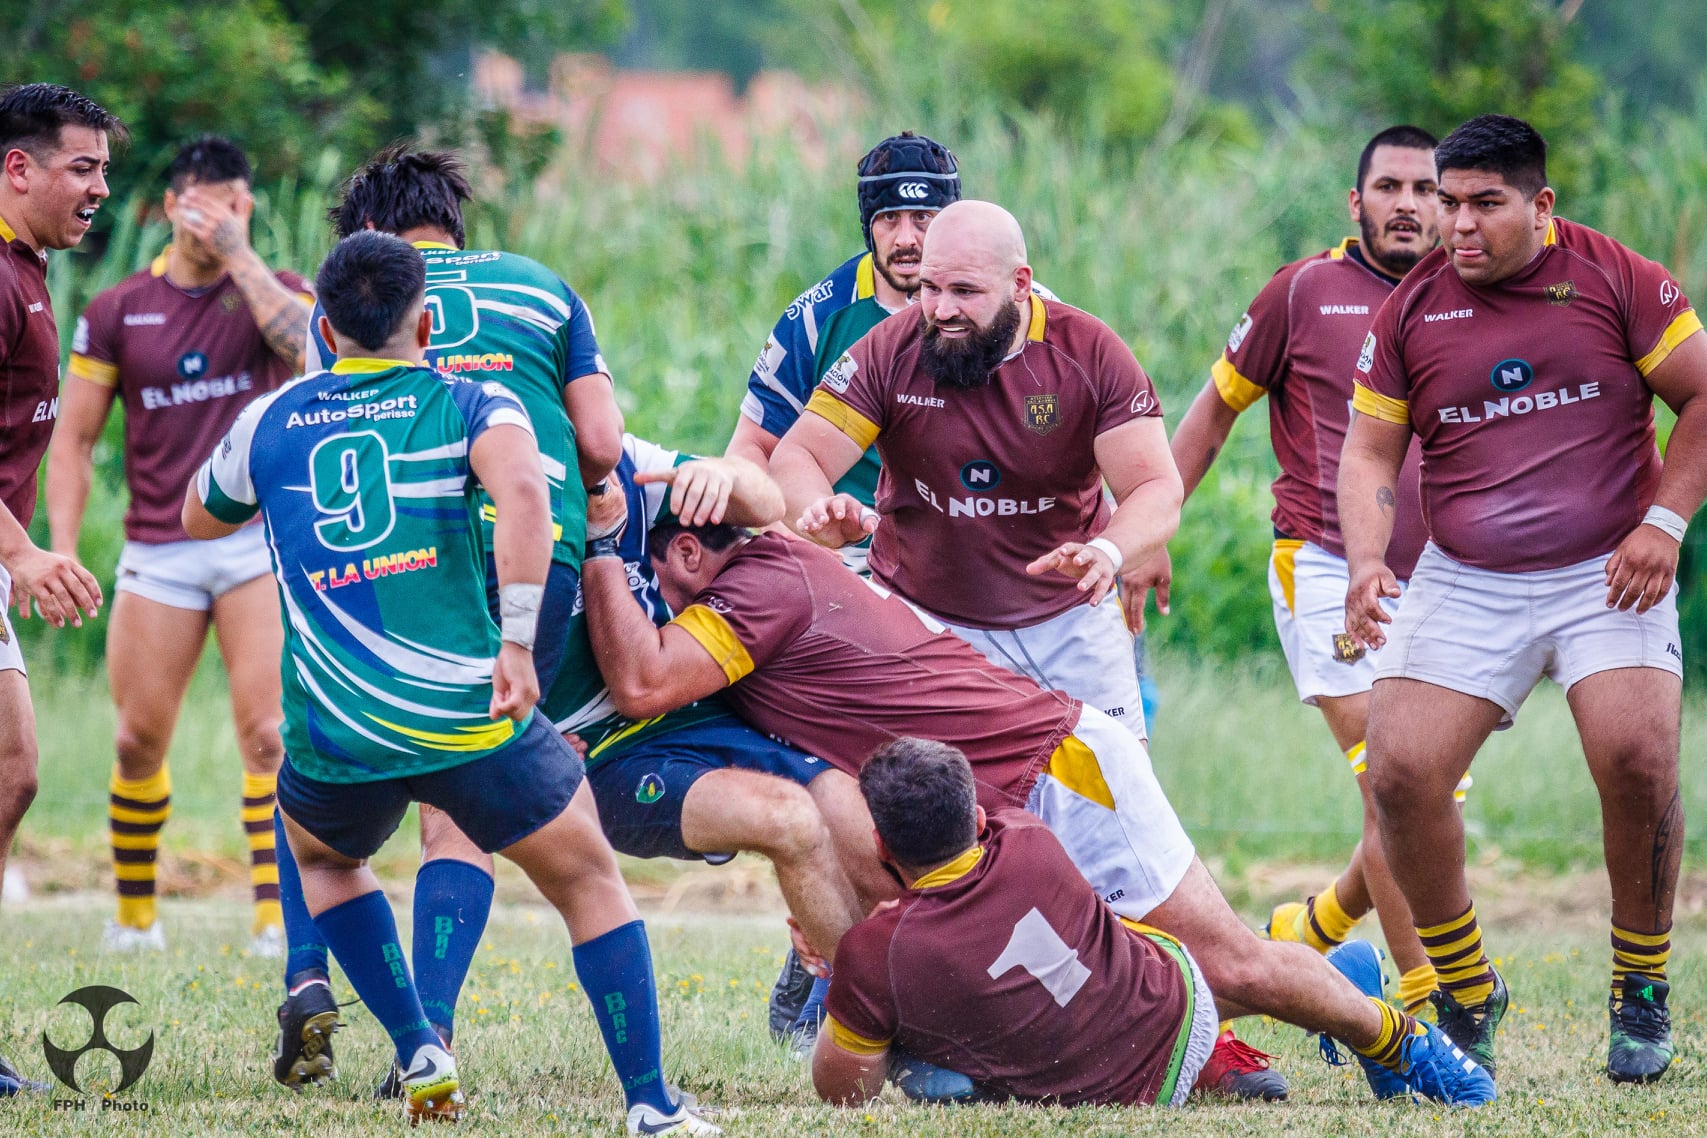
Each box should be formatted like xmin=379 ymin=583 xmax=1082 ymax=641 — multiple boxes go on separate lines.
xmin=672 ymin=604 xmax=756 ymax=684
xmin=1635 ymin=309 xmax=1703 ymax=377
xmin=826 ymin=1015 xmax=891 ymax=1056
xmin=68 ymin=353 xmax=119 ymax=387
xmin=1210 ymin=356 xmax=1265 ymax=412
xmin=1352 ymin=383 xmax=1410 ymax=425
xmin=805 ymin=388 xmax=881 ymax=450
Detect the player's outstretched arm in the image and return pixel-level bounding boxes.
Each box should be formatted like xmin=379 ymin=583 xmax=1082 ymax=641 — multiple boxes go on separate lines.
xmin=1337 ymin=411 xmax=1409 ymax=649
xmin=726 ymin=414 xmax=782 ymax=469
xmin=634 ymin=455 xmax=785 ymax=529
xmin=772 ymin=413 xmax=866 ymax=547
xmin=562 ymin=371 xmax=623 ymax=487
xmin=45 ymin=374 xmax=118 ymax=559
xmin=811 ymin=1030 xmax=890 ymax=1106
xmin=1608 ymin=327 xmax=1707 ymax=612
xmin=1171 ymin=377 xmax=1245 ymax=501
xmin=175 ymin=185 xmax=312 ymax=372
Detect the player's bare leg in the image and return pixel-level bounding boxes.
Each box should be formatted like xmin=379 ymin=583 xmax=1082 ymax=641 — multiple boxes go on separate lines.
xmin=0 ymin=670 xmax=40 ymax=901
xmin=211 ymin=576 xmax=286 ymax=947
xmin=681 ymin=768 xmax=864 ymax=962
xmin=104 ymin=591 xmax=208 ymax=946
xmin=1568 ymin=667 xmax=1683 ymax=1083
xmin=1367 ymin=677 xmax=1508 ymax=1072
xmin=804 ymin=769 xmax=898 ymax=910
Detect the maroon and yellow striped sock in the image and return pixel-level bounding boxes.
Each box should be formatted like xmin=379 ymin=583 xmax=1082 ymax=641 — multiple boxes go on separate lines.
xmin=1299 ymin=881 xmax=1357 ymax=953
xmin=242 ymin=771 xmax=281 ymax=934
xmin=1611 ymin=924 xmax=1670 ymax=1006
xmin=1417 ymin=904 xmax=1495 ymax=1009
xmin=1351 ymin=997 xmax=1423 ymax=1071
xmin=110 ymin=767 xmax=171 ymax=929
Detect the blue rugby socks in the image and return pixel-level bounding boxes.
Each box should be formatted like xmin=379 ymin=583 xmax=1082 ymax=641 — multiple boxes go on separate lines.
xmin=274 ymin=810 xmax=330 ymax=988
xmin=792 ymin=975 xmax=830 ymax=1035
xmin=315 ymin=891 xmax=440 ymax=1066
xmin=572 ymin=920 xmax=675 ymax=1112
xmin=412 ymin=859 xmax=494 ymax=1039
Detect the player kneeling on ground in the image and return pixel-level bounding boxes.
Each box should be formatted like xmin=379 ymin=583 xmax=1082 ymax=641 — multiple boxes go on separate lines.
xmin=182 ymin=231 xmax=716 ymax=1135
xmin=810 ymin=737 xmax=1218 ymax=1108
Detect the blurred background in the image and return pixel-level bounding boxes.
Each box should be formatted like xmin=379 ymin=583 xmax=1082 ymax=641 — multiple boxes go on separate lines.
xmin=9 ymin=0 xmax=1707 ymax=882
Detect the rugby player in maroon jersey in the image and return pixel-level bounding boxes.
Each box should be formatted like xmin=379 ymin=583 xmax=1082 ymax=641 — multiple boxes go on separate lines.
xmin=0 ymin=81 xmax=123 ymax=1098
xmin=1341 ymin=114 xmax=1707 ymax=1084
xmin=49 ymin=136 xmax=313 ymax=957
xmin=1139 ymin=126 xmax=1450 ymax=1017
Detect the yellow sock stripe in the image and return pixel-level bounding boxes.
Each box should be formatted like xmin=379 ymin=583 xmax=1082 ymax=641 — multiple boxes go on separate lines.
xmin=113 ymin=863 xmax=159 ymax=882
xmin=1611 ymin=926 xmax=1673 ymax=947
xmin=109 ymin=804 xmax=171 ymax=826
xmin=110 ymin=831 xmax=164 ymax=850
xmin=1397 ymin=964 xmax=1438 ymax=1014
xmin=1416 ymin=906 xmax=1478 ymax=940
xmin=1423 ymin=929 xmax=1486 ymax=965
xmin=253 ymin=900 xmax=283 ymax=933
xmin=241 ymin=771 xmax=277 ymax=796
xmin=240 ymin=804 xmax=276 ymax=823
xmin=111 ymin=768 xmax=172 ymax=799
xmin=1612 ymin=946 xmax=1671 ymax=966
xmin=116 ymin=896 xmax=156 ymax=928
xmin=250 ymin=865 xmax=280 ymax=886
xmin=1312 ymin=882 xmax=1357 ymax=943
xmin=1344 ymin=740 xmax=1368 ymax=775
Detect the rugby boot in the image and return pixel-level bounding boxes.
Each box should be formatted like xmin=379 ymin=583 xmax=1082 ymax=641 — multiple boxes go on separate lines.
xmin=1265 ymin=900 xmax=1307 ymax=946
xmin=1430 ymin=968 xmax=1508 ymax=1079
xmin=888 ymin=1049 xmax=1009 ymax=1104
xmin=101 ymin=918 xmax=166 ymax=953
xmin=0 ymin=1051 xmax=49 ymax=1095
xmin=626 ymin=1092 xmax=722 ymax=1136
xmin=1396 ymin=1022 xmax=1496 ymax=1106
xmin=767 ymin=948 xmax=814 ymax=1042
xmin=378 ymin=1023 xmax=453 ymax=1099
xmin=1607 ymin=976 xmax=1673 ymax=1084
xmin=1320 ymin=940 xmax=1408 ymax=1100
xmin=399 ymin=1043 xmax=463 ymax=1125
xmin=272 ymin=976 xmax=340 ymax=1088
xmin=1194 ymin=1030 xmax=1289 ymax=1101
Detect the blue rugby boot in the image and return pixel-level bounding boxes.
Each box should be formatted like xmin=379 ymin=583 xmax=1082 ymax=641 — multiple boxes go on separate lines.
xmin=1321 ymin=940 xmax=1409 ymax=1100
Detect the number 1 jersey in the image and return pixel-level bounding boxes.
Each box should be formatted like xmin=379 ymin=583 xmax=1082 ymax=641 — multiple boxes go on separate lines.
xmin=196 ymin=359 xmax=535 ymax=782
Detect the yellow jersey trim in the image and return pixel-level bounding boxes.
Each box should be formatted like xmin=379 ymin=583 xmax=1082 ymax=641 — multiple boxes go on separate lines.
xmin=1045 ymin=735 xmax=1116 ymax=810
xmin=1027 ymin=293 xmax=1047 ymax=341
xmin=480 ymin=503 xmax=565 ymax=542
xmin=367 ymin=716 xmax=517 ymax=753
xmin=1330 ymin=237 xmax=1356 ymax=260
xmin=1211 ymin=357 xmax=1265 ymax=412
xmin=1117 ymin=916 xmax=1183 ymax=947
xmin=1352 ymin=383 xmax=1410 ymax=425
xmin=826 ymin=1015 xmax=890 ymax=1056
xmin=1272 ymin=539 xmax=1304 ymax=615
xmin=1634 ymin=309 xmax=1703 ymax=378
xmin=805 ymin=388 xmax=882 ymax=450
xmin=912 ymin=845 xmax=984 ymax=890
xmin=68 ymin=353 xmax=120 ymax=387
xmin=1544 ymin=220 xmax=1557 ymax=246
xmin=331 ymin=357 xmax=418 ymax=374
xmin=673 ymin=604 xmax=756 ymax=684
xmin=412 ymin=240 xmax=458 ymax=250
xmin=0 ymin=213 xmax=14 ymax=243
xmin=150 ymin=247 xmax=170 ymax=277
xmin=855 ymin=253 xmax=875 ymax=301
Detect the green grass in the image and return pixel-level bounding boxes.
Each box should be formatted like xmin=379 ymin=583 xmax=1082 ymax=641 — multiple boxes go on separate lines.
xmin=2 ymin=896 xmax=1705 ymax=1136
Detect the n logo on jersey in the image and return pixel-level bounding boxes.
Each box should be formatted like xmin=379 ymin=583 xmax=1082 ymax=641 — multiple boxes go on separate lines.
xmin=960 ymin=460 xmax=1001 ymax=492
xmin=1024 ymin=394 xmax=1060 ymax=436
xmin=988 ymin=908 xmax=1091 ymax=1008
xmin=177 ymin=351 xmax=208 ymax=379
xmin=1489 ymin=358 xmax=1534 ymax=393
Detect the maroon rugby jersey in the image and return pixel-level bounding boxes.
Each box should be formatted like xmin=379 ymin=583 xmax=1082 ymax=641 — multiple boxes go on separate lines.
xmin=0 ymin=216 xmax=61 ymax=526
xmin=1355 ymin=218 xmax=1700 ymax=572
xmin=804 ymin=296 xmax=1162 ymax=628
xmin=1215 ymin=238 xmax=1428 ymax=578
xmin=825 ymin=809 xmax=1193 ymax=1107
xmin=69 ymin=250 xmax=309 ymax=543
xmin=670 ymin=532 xmax=1081 ymax=809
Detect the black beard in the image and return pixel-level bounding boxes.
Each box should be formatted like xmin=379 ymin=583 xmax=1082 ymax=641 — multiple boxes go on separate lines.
xmin=1361 ymin=212 xmax=1423 ymax=276
xmin=874 ymin=248 xmax=920 ymax=295
xmin=918 ymin=298 xmax=1023 ymax=390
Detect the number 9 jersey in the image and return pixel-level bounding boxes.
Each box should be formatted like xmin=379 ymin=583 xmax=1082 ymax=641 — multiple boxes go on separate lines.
xmin=194 ymin=358 xmax=537 ymax=783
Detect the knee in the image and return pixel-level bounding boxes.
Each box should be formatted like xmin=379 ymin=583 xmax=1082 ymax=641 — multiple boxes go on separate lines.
xmin=0 ymin=766 xmax=37 ymax=825
xmin=1195 ymin=942 xmax=1270 ymax=1004
xmin=112 ymin=724 xmax=168 ymax=773
xmin=237 ymin=717 xmax=284 ymax=771
xmin=748 ymin=784 xmax=830 ymax=864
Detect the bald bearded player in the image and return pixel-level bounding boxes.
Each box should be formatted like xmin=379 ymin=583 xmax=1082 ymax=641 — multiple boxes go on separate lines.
xmin=576 ymin=489 xmax=1496 ymax=1106
xmin=770 ymin=200 xmax=1164 ymax=741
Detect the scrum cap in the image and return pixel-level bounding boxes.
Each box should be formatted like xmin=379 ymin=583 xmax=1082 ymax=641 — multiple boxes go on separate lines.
xmin=856 ymin=131 xmax=960 ymax=251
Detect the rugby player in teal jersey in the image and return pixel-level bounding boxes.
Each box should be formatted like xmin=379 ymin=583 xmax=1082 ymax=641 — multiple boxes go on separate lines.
xmin=273 ymin=147 xmax=624 ymax=1095
xmin=185 ymin=231 xmax=715 ymax=1134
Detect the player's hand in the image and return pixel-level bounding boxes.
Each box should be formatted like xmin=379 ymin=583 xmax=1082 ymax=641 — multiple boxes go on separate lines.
xmin=175 ymin=185 xmax=253 ymax=267
xmin=1344 ymin=559 xmax=1400 ymax=650
xmin=1605 ymin=524 xmax=1680 ymax=613
xmin=584 ymin=476 xmax=628 ymax=542
xmin=787 ymin=916 xmax=829 ymax=978
xmin=635 ymin=459 xmax=734 ymax=527
xmin=796 ymin=493 xmax=877 ymax=550
xmin=1026 ymin=541 xmax=1119 ymax=605
xmin=490 ymin=641 xmax=539 ymax=721
xmin=560 ymin=731 xmax=589 ymax=759
xmin=1120 ymin=548 xmax=1171 ymax=632
xmin=8 ymin=545 xmax=102 ymax=628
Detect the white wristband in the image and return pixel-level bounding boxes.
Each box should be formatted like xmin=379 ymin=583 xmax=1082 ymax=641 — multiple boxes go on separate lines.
xmin=1086 ymin=537 xmax=1124 ymax=575
xmin=1642 ymin=504 xmax=1688 ymax=542
xmin=498 ymin=583 xmax=544 ymax=650
xmin=858 ymin=506 xmax=880 ymax=529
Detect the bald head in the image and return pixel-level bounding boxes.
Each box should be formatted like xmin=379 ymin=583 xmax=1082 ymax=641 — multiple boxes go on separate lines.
xmin=923 ymin=199 xmax=1027 ymax=274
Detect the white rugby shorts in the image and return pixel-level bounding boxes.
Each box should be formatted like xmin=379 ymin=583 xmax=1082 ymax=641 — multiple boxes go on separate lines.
xmin=1269 ymin=539 xmax=1405 ymax=706
xmin=0 ymin=564 xmax=23 ymax=675
xmin=1376 ymin=542 xmax=1683 ymax=726
xmin=937 ymin=599 xmax=1146 ymax=739
xmin=115 ymin=524 xmax=272 ymax=612
xmin=1024 ymin=707 xmax=1195 ymax=921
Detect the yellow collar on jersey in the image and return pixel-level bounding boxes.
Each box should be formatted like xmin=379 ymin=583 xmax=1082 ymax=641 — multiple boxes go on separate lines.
xmin=0 ymin=213 xmax=14 ymax=243
xmin=1026 ymin=293 xmax=1047 ymax=342
xmin=150 ymin=246 xmax=172 ymax=276
xmin=1330 ymin=236 xmax=1357 ymax=260
xmin=855 ymin=252 xmax=876 ymax=300
xmin=1544 ymin=219 xmax=1557 ymax=245
xmin=412 ymin=240 xmax=457 ymax=250
xmin=911 ymin=844 xmax=985 ymax=890
xmin=331 ymin=357 xmax=418 ymax=374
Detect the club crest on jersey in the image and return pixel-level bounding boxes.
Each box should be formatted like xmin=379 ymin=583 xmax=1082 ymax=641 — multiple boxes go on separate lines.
xmin=1024 ymin=393 xmax=1060 ymax=435
xmin=1227 ymin=312 xmax=1253 ymax=352
xmin=1331 ymin=633 xmax=1365 ymax=663
xmin=1356 ymin=332 xmax=1376 ymax=374
xmin=635 ymin=774 xmax=665 ymax=805
xmin=1489 ymin=358 xmax=1534 ymax=393
xmin=1545 ymin=280 xmax=1577 ymax=307
xmin=220 ymin=291 xmax=242 ymax=314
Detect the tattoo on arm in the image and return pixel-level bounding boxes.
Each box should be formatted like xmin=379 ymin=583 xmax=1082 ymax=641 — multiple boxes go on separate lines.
xmin=1376 ymin=486 xmax=1396 ymax=514
xmin=230 ymin=254 xmax=309 ymax=371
